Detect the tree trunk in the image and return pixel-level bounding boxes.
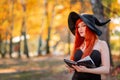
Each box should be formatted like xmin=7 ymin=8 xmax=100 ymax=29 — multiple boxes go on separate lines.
xmin=9 ymin=0 xmax=14 ymax=58
xmin=37 ymin=1 xmax=45 ymax=56
xmin=103 ymin=0 xmax=114 ymax=67
xmin=9 ymin=34 xmax=13 ymax=58
xmin=90 ymin=0 xmax=108 ymax=41
xmin=18 ymin=41 xmax=21 ymax=58
xmin=44 ymin=0 xmax=49 ymax=54
xmin=90 ymin=0 xmax=113 ymax=66
xmin=21 ymin=0 xmax=29 ymax=58
xmin=0 ymin=34 xmax=2 ymax=57
xmin=23 ymin=32 xmax=29 ymax=58
xmin=45 ymin=0 xmax=56 ymax=54
xmin=0 ymin=33 xmax=7 ymax=58
xmin=38 ymin=36 xmax=42 ymax=56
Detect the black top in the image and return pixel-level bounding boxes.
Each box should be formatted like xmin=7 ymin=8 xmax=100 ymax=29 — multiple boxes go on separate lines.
xmin=72 ymin=49 xmax=101 ymax=80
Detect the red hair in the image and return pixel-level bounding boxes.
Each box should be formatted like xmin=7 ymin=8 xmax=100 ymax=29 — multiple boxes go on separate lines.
xmin=70 ymin=19 xmax=98 ymax=60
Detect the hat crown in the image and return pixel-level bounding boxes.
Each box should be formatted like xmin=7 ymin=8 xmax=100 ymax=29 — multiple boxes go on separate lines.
xmin=81 ymin=14 xmax=95 ymax=24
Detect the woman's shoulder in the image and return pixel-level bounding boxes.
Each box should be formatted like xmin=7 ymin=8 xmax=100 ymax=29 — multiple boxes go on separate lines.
xmin=93 ymin=39 xmax=108 ymax=51
xmin=98 ymin=39 xmax=108 ymax=49
xmin=98 ymin=39 xmax=107 ymax=45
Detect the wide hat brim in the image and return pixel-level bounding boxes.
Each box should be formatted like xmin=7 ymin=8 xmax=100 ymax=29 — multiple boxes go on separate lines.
xmin=68 ymin=12 xmax=110 ymax=36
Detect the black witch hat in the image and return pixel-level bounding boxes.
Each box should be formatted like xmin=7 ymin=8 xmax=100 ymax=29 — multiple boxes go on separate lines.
xmin=68 ymin=12 xmax=110 ymax=36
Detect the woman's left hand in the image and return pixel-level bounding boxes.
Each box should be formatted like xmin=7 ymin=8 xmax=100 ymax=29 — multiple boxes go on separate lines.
xmin=72 ymin=65 xmax=88 ymax=72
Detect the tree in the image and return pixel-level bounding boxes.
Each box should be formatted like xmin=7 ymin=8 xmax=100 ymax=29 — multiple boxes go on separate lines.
xmin=45 ymin=0 xmax=56 ymax=54
xmin=44 ymin=0 xmax=50 ymax=54
xmin=68 ymin=0 xmax=78 ymax=55
xmin=79 ymin=0 xmax=86 ymax=13
xmin=90 ymin=0 xmax=113 ymax=66
xmin=38 ymin=36 xmax=42 ymax=56
xmin=20 ymin=0 xmax=29 ymax=58
xmin=9 ymin=0 xmax=14 ymax=58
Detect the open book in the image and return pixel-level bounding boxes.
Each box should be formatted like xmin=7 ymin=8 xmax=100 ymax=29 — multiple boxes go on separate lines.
xmin=64 ymin=56 xmax=96 ymax=68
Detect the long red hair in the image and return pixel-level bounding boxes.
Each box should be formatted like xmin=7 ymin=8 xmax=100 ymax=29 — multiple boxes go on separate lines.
xmin=70 ymin=19 xmax=98 ymax=60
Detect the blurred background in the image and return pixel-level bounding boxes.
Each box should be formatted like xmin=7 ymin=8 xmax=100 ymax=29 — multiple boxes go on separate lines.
xmin=0 ymin=0 xmax=120 ymax=80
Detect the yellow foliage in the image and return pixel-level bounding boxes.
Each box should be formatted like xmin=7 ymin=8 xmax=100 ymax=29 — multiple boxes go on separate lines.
xmin=1 ymin=0 xmax=116 ymax=42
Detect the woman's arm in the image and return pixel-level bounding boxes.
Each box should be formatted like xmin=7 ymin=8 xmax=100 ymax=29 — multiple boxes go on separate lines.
xmin=72 ymin=41 xmax=110 ymax=74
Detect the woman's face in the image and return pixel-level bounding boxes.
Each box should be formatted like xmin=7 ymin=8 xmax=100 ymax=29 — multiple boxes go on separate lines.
xmin=77 ymin=21 xmax=87 ymax=37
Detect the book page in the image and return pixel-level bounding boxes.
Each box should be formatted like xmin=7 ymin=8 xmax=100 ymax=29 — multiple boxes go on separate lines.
xmin=77 ymin=56 xmax=95 ymax=65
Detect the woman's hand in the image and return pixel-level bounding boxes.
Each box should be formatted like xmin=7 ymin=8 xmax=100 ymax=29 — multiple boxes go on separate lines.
xmin=65 ymin=65 xmax=75 ymax=73
xmin=72 ymin=65 xmax=88 ymax=72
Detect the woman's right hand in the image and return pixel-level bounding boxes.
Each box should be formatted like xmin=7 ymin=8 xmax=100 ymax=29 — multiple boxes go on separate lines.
xmin=65 ymin=65 xmax=75 ymax=73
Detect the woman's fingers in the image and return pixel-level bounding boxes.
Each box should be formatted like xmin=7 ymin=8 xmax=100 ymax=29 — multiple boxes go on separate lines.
xmin=65 ymin=65 xmax=69 ymax=68
xmin=72 ymin=65 xmax=86 ymax=72
xmin=72 ymin=65 xmax=80 ymax=71
xmin=65 ymin=65 xmax=75 ymax=73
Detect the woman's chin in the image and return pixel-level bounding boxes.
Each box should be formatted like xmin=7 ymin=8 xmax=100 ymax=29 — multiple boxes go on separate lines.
xmin=80 ymin=35 xmax=85 ymax=37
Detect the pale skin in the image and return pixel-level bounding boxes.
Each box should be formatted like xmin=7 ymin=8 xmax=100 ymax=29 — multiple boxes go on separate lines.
xmin=66 ymin=21 xmax=110 ymax=74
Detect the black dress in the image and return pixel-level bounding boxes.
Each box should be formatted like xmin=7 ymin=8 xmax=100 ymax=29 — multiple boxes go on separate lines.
xmin=72 ymin=49 xmax=101 ymax=80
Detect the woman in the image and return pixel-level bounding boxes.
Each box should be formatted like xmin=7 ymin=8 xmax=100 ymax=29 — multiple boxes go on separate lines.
xmin=66 ymin=12 xmax=111 ymax=80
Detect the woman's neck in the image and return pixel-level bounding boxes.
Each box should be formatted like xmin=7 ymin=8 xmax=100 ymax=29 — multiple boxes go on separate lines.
xmin=80 ymin=41 xmax=86 ymax=51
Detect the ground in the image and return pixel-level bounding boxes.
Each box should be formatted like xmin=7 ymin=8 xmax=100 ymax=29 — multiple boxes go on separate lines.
xmin=0 ymin=55 xmax=118 ymax=80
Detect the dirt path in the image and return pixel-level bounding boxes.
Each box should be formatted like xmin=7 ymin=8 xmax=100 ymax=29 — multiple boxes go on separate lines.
xmin=0 ymin=55 xmax=72 ymax=80
xmin=0 ymin=55 xmax=118 ymax=80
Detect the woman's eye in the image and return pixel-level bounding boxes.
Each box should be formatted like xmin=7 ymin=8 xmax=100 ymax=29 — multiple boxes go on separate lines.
xmin=83 ymin=25 xmax=86 ymax=27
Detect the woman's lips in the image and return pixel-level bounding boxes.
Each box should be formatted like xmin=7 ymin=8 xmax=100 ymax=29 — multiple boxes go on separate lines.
xmin=79 ymin=31 xmax=83 ymax=34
